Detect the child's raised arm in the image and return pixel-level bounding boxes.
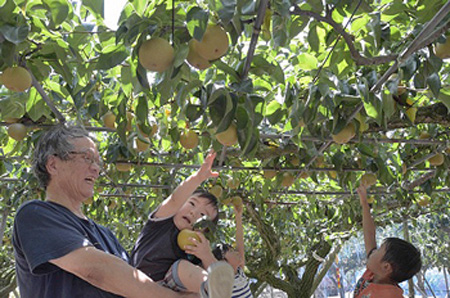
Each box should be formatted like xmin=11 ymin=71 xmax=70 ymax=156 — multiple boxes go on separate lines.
xmin=233 ymin=202 xmax=245 ymax=267
xmin=357 ymin=184 xmax=377 ymax=257
xmin=156 ymin=150 xmax=219 ymax=218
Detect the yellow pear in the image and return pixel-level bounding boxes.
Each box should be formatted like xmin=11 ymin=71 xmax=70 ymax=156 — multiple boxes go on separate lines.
xmin=332 ymin=123 xmax=356 ymax=144
xmin=186 ymin=40 xmax=211 ymax=70
xmin=290 ymin=156 xmax=300 ymax=167
xmin=7 ymin=123 xmax=27 ymax=141
xmin=428 ymin=153 xmax=444 ymax=166
xmin=361 ymin=173 xmax=377 ymax=187
xmin=263 ymin=169 xmax=277 ymax=179
xmin=299 ymin=171 xmax=309 ymax=179
xmin=328 ymin=171 xmax=337 ymax=179
xmin=126 ymin=112 xmax=134 ymax=131
xmin=227 ymin=177 xmax=240 ymax=189
xmin=116 ymin=163 xmax=132 ymax=172
xmin=417 ymin=197 xmax=430 ymax=207
xmin=231 ymin=196 xmax=243 ymax=208
xmin=2 ymin=67 xmax=32 ymax=92
xmin=136 ymin=137 xmax=150 ymax=152
xmin=177 ymin=229 xmax=202 ymax=250
xmin=405 ymin=107 xmax=417 ymax=123
xmin=138 ymin=122 xmax=158 ymax=137
xmin=138 ymin=38 xmax=174 ymax=72
xmin=216 ymin=124 xmax=238 ymax=146
xmin=435 ymin=38 xmax=450 ymax=59
xmin=281 ymin=172 xmax=294 ymax=187
xmin=419 ymin=131 xmax=431 ymax=139
xmin=102 ymin=112 xmax=116 ymax=129
xmin=209 ymin=185 xmax=223 ymax=198
xmin=192 ymin=25 xmax=229 ymax=60
xmin=180 ymin=129 xmax=199 ymax=149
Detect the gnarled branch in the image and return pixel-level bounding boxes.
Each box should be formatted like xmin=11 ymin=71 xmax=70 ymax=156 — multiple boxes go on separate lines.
xmin=290 ymin=5 xmax=397 ymax=66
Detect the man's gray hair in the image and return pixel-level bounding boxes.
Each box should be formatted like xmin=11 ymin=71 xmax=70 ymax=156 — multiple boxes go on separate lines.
xmin=33 ymin=125 xmax=93 ymax=189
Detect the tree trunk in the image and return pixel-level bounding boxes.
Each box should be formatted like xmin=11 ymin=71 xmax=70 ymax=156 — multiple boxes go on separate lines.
xmin=403 ymin=220 xmax=415 ymax=298
xmin=444 ymin=267 xmax=449 ymax=298
xmin=311 ymin=243 xmax=342 ymax=292
xmin=417 ymin=271 xmax=427 ymax=297
xmin=293 ymin=240 xmax=332 ymax=298
xmin=0 ymin=208 xmax=9 ymax=245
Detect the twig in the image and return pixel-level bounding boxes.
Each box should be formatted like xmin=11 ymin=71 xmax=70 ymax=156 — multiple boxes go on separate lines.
xmin=402 ymin=171 xmax=436 ymax=190
xmin=290 ymin=5 xmax=397 ymax=66
xmin=371 ymin=1 xmax=450 ymax=92
xmin=29 ymin=71 xmax=66 ymax=123
xmin=241 ymin=0 xmax=269 ymax=79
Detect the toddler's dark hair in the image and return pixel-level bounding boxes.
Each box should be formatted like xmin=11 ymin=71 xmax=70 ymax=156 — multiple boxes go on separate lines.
xmin=212 ymin=243 xmax=233 ymax=261
xmin=381 ymin=237 xmax=422 ymax=282
xmin=192 ymin=190 xmax=219 ymax=224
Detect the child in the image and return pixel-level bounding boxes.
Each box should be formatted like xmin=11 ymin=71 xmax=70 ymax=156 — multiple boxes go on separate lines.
xmin=354 ymin=184 xmax=422 ymax=298
xmin=130 ymin=150 xmax=234 ymax=298
xmin=212 ymin=200 xmax=253 ymax=298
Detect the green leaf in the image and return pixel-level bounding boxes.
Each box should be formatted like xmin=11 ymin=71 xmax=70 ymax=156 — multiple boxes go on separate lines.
xmin=186 ymin=7 xmax=208 ymax=40
xmin=214 ymin=60 xmax=240 ymax=82
xmin=96 ymin=45 xmax=128 ymax=70
xmin=427 ymin=73 xmax=441 ymax=98
xmin=438 ymin=89 xmax=450 ymax=112
xmin=357 ymin=144 xmax=377 ymax=158
xmin=43 ymin=0 xmax=71 ymax=26
xmin=297 ymin=53 xmax=318 ymax=70
xmin=382 ymin=92 xmax=396 ymax=120
xmin=0 ymin=0 xmax=17 ymax=23
xmin=307 ymin=23 xmax=319 ymax=53
xmin=218 ymin=0 xmax=236 ymax=25
xmin=82 ymin=0 xmax=104 ymax=17
xmin=0 ymin=24 xmax=29 ymax=45
xmin=229 ymin=79 xmax=253 ymax=93
xmin=185 ymin=104 xmax=203 ymax=122
xmin=0 ymin=97 xmax=25 ymax=118
xmin=26 ymin=89 xmax=51 ymax=122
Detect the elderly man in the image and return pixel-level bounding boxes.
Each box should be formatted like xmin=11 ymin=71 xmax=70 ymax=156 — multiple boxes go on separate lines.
xmin=12 ymin=125 xmax=198 ymax=298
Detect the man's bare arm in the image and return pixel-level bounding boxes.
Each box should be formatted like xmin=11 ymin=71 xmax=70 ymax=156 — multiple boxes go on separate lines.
xmin=50 ymin=246 xmax=199 ymax=298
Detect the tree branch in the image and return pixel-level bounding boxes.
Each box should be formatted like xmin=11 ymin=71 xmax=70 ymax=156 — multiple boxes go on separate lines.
xmin=241 ymin=0 xmax=269 ymax=79
xmin=290 ymin=5 xmax=397 ymax=66
xmin=29 ymin=71 xmax=66 ymax=123
xmin=372 ymin=1 xmax=450 ymax=92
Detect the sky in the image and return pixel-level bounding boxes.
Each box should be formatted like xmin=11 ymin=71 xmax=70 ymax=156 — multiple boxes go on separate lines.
xmin=104 ymin=0 xmax=127 ymax=30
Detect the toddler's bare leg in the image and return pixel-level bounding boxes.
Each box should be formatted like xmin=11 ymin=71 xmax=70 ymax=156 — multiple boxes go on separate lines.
xmin=177 ymin=259 xmax=208 ymax=293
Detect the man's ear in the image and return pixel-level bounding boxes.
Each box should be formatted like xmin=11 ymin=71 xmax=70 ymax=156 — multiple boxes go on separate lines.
xmin=46 ymin=155 xmax=58 ymax=175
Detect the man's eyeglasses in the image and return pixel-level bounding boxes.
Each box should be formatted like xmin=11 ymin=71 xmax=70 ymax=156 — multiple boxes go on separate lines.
xmin=66 ymin=151 xmax=104 ymax=168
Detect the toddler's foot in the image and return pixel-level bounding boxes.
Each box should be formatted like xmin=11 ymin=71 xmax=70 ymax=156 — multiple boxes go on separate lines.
xmin=201 ymin=261 xmax=234 ymax=298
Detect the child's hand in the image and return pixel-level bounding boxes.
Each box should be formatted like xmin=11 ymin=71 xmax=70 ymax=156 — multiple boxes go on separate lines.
xmin=184 ymin=232 xmax=211 ymax=259
xmin=357 ymin=184 xmax=368 ymax=206
xmin=233 ymin=200 xmax=243 ymax=215
xmin=196 ymin=150 xmax=219 ymax=181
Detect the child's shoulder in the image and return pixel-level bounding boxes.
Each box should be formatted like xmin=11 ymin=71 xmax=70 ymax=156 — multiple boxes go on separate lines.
xmin=363 ymin=282 xmax=403 ymax=298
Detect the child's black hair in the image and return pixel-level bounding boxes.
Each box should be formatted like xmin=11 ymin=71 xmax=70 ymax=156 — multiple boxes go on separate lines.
xmin=212 ymin=243 xmax=233 ymax=261
xmin=192 ymin=190 xmax=219 ymax=224
xmin=381 ymin=237 xmax=422 ymax=282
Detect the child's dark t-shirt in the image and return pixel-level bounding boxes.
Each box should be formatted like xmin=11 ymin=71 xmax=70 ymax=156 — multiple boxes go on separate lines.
xmin=130 ymin=210 xmax=189 ymax=281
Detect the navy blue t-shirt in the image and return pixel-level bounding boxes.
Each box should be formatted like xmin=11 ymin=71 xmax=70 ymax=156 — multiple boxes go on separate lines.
xmin=130 ymin=210 xmax=189 ymax=281
xmin=13 ymin=200 xmax=129 ymax=298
